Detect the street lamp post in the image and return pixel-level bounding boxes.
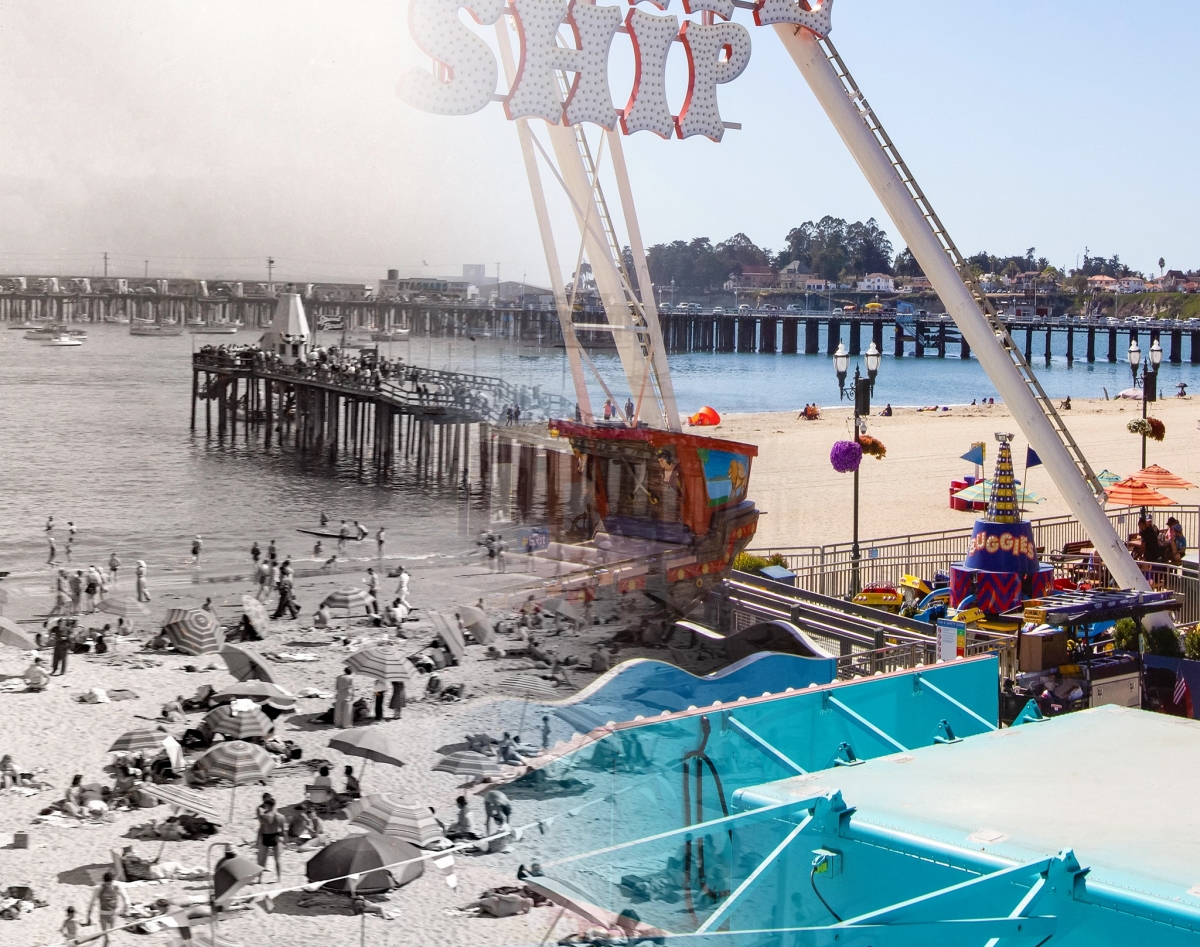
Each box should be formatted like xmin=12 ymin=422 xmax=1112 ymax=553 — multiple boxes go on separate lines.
xmin=835 ymin=340 xmax=881 ymax=595
xmin=1128 ymin=340 xmax=1156 ymax=468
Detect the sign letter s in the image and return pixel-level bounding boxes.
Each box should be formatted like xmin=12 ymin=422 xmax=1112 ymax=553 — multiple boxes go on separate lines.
xmin=400 ymin=0 xmax=507 ymax=115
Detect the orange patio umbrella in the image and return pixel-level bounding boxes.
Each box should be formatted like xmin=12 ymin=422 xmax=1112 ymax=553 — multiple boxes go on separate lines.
xmin=1131 ymin=465 xmax=1197 ymax=491
xmin=1104 ymin=477 xmax=1176 ymax=508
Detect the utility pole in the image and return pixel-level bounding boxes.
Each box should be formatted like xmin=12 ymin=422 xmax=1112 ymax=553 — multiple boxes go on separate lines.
xmin=144 ymin=260 xmax=148 ymax=278
xmin=103 ymin=252 xmax=108 ymax=277
xmin=267 ymin=257 xmax=275 ymax=290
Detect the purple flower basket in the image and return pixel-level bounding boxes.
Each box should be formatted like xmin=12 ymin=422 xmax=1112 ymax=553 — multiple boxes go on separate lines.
xmin=830 ymin=440 xmax=863 ymax=473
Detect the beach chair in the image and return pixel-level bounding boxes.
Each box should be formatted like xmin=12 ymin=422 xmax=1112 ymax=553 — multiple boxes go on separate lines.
xmin=305 ymin=784 xmax=337 ymax=815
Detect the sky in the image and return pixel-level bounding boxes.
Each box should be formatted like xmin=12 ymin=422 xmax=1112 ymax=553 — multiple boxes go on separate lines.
xmin=0 ymin=1 xmax=1197 ymax=284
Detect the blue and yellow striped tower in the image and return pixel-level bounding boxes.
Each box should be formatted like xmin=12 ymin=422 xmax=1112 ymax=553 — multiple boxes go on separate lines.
xmin=986 ymin=433 xmax=1019 ymax=524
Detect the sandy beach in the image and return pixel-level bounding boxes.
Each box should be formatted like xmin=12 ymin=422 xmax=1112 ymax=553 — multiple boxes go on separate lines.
xmin=714 ymin=396 xmax=1200 ymax=551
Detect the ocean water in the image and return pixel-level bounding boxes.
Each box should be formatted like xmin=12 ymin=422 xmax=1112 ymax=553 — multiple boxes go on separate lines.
xmin=1 ymin=322 xmax=1194 ymax=582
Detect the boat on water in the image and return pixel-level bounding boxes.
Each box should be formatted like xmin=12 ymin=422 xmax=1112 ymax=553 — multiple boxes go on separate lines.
xmin=370 ymin=328 xmax=410 ymax=342
xmin=130 ymin=321 xmax=184 ymax=337
xmin=24 ymin=325 xmax=87 ymax=340
xmin=41 ymin=332 xmax=84 ymax=347
xmin=9 ymin=321 xmax=45 ymax=330
xmin=189 ymin=323 xmax=243 ymax=335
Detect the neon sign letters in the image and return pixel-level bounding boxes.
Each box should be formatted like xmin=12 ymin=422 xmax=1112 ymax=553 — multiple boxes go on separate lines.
xmin=400 ymin=0 xmax=832 ymax=141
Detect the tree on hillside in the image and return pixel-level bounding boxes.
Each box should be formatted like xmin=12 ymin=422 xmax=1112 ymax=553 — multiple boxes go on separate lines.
xmin=1159 ymin=257 xmax=1166 ymax=276
xmin=893 ymin=246 xmax=923 ymax=277
xmin=646 ymin=234 xmax=771 ymax=294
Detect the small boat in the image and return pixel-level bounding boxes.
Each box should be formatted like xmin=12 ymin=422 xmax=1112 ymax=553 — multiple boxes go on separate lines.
xmin=41 ymin=332 xmax=83 ymax=347
xmin=9 ymin=321 xmax=45 ymax=330
xmin=189 ymin=323 xmax=243 ymax=335
xmin=25 ymin=325 xmax=87 ymax=340
xmin=130 ymin=322 xmax=184 ymax=337
xmin=370 ymin=328 xmax=410 ymax=342
xmin=296 ymin=527 xmax=364 ymax=540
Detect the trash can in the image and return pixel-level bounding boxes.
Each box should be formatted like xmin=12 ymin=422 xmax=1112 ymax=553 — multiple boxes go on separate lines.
xmin=759 ymin=565 xmax=797 ymax=587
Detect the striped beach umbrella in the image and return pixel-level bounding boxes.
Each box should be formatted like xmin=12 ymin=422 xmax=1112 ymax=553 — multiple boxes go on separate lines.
xmin=1133 ymin=464 xmax=1197 ymax=491
xmin=0 ymin=617 xmax=36 ymax=651
xmin=219 ymin=644 xmax=278 ymax=684
xmin=329 ymin=727 xmax=405 ymax=769
xmin=162 ymin=607 xmax=225 ymax=655
xmin=196 ymin=740 xmax=275 ymax=785
xmin=97 ymin=597 xmax=149 ymax=619
xmin=499 ymin=677 xmax=560 ymax=699
xmin=108 ymin=728 xmax=168 ymax=755
xmin=347 ymin=794 xmax=445 ymax=846
xmin=347 ymin=646 xmax=417 ymax=684
xmin=203 ymin=705 xmax=274 ymax=741
xmin=433 ymin=750 xmax=504 ymax=782
xmin=321 ymin=588 xmax=374 ymax=614
xmin=1105 ymin=477 xmax=1176 ymax=508
xmin=210 ymin=680 xmax=295 ymax=711
xmin=195 ymin=740 xmax=275 ymax=822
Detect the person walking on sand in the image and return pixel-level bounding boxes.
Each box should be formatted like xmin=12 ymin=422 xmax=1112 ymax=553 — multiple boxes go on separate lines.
xmin=272 ymin=573 xmax=299 ymax=621
xmin=337 ymin=521 xmax=349 ymax=551
xmin=69 ymin=570 xmax=83 ymax=614
xmin=108 ymin=552 xmax=121 ymax=585
xmin=255 ymin=794 xmax=287 ymax=883
xmin=334 ymin=667 xmax=355 ymax=729
xmin=50 ymin=570 xmax=71 ymax=617
xmin=85 ymin=871 xmax=127 ymax=947
xmin=251 ymin=540 xmax=261 ymax=563
xmin=135 ymin=561 xmax=151 ymax=603
xmin=47 ymin=534 xmax=57 ymax=565
xmin=355 ymin=520 xmax=368 ymax=541
xmin=376 ymin=526 xmax=385 ymax=558
xmin=389 ymin=679 xmax=406 ymax=720
xmin=51 ymin=620 xmax=71 ymax=676
xmin=255 ymin=559 xmax=272 ymax=601
xmin=365 ymin=568 xmax=380 ymax=615
xmin=191 ymin=535 xmax=203 ymax=565
xmin=395 ymin=567 xmax=411 ymax=608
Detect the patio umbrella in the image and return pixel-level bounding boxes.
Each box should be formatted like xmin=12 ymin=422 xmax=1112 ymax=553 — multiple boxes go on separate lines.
xmin=0 ymin=617 xmax=36 ymax=651
xmin=1105 ymin=477 xmax=1176 ymax=508
xmin=108 ymin=728 xmax=169 ymax=755
xmin=347 ymin=794 xmax=445 ymax=846
xmin=196 ymin=740 xmax=275 ymax=821
xmin=346 ymin=646 xmax=417 ymax=684
xmin=458 ymin=605 xmax=493 ymax=644
xmin=329 ymin=727 xmax=406 ymax=786
xmin=1132 ymin=465 xmax=1197 ymax=490
xmin=96 ymin=597 xmax=149 ymax=619
xmin=219 ymin=644 xmax=278 ymax=683
xmin=433 ymin=750 xmax=504 ymax=783
xmin=241 ymin=595 xmax=269 ymax=636
xmin=304 ymin=832 xmax=422 ymax=894
xmin=210 ymin=680 xmax=296 ymax=711
xmin=203 ymin=704 xmax=274 ymax=741
xmin=952 ymin=480 xmax=1043 ymax=506
xmin=1095 ymin=469 xmax=1122 ymax=487
xmin=162 ymin=608 xmax=225 ymax=656
xmin=321 ymin=588 xmax=374 ymax=615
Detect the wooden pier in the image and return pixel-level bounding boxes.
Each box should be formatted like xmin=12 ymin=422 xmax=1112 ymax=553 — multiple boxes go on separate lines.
xmin=190 ymin=350 xmax=574 ymax=520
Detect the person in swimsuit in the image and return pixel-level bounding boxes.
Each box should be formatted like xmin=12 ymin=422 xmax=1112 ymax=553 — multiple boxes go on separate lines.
xmin=255 ymin=795 xmax=286 ymax=882
xmin=85 ymin=871 xmax=127 ymax=946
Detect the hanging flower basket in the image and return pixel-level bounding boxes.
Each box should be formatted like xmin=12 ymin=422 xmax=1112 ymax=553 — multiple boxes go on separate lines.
xmin=857 ymin=435 xmax=887 ymax=460
xmin=830 ymin=440 xmax=863 ymax=473
xmin=1127 ymin=417 xmax=1166 ymax=441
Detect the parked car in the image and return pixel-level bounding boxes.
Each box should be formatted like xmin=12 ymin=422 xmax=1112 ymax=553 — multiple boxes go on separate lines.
xmin=738 ymin=304 xmax=752 ymax=314
xmin=712 ymin=307 xmax=725 ymax=315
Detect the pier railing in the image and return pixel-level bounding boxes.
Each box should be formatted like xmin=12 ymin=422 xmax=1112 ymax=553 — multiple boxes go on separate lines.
xmin=754 ymin=506 xmax=1200 ymax=623
xmin=192 ymin=350 xmax=573 ymax=424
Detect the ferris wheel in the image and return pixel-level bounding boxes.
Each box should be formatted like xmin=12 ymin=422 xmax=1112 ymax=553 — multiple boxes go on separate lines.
xmin=401 ymin=0 xmax=1165 ymax=618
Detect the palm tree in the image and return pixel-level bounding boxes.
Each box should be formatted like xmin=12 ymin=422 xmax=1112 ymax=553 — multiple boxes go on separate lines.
xmin=1159 ymin=257 xmax=1166 ymax=277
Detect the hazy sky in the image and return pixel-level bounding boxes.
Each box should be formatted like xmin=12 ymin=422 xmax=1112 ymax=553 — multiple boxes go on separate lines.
xmin=1 ymin=1 xmax=1196 ymax=284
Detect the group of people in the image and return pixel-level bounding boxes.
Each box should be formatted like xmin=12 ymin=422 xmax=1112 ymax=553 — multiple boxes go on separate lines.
xmin=1137 ymin=514 xmax=1187 ymax=565
xmin=798 ymin=404 xmax=821 ymax=420
xmin=601 ymin=397 xmax=636 ymax=423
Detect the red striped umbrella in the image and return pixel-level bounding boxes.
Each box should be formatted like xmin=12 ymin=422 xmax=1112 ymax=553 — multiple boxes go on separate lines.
xmin=347 ymin=794 xmax=444 ymax=846
xmin=1105 ymin=477 xmax=1176 ymax=508
xmin=162 ymin=608 xmax=224 ymax=655
xmin=347 ymin=646 xmax=417 ymax=683
xmin=203 ymin=705 xmax=274 ymax=741
xmin=321 ymin=588 xmax=374 ymax=614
